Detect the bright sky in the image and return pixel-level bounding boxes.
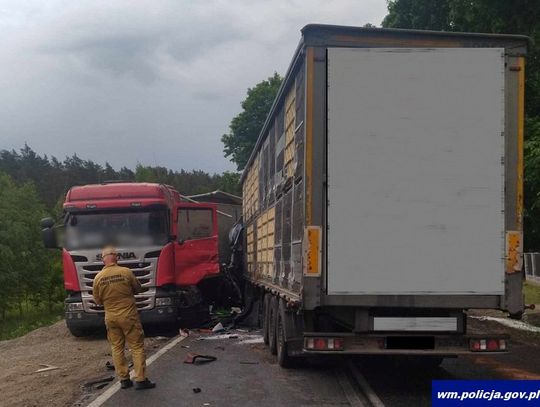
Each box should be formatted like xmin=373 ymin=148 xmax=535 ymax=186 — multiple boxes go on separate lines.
xmin=0 ymin=0 xmax=388 ymax=173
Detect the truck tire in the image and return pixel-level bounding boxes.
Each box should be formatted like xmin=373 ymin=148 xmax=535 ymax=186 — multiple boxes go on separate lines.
xmin=277 ymin=306 xmax=293 ymax=368
xmin=268 ymin=295 xmax=278 ymax=355
xmin=68 ymin=326 xmax=90 ymax=337
xmin=262 ymin=293 xmax=271 ymax=345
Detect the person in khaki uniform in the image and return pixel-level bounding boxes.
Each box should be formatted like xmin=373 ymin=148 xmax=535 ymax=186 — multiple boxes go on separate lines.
xmin=93 ymin=246 xmax=155 ymax=390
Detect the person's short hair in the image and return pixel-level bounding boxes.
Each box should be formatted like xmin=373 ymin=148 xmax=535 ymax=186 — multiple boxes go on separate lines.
xmin=101 ymin=246 xmax=117 ymax=259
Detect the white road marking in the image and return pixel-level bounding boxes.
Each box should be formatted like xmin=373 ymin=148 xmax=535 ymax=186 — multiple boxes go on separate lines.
xmin=347 ymin=361 xmax=385 ymax=407
xmin=336 ymin=369 xmax=365 ymax=407
xmin=86 ymin=335 xmax=187 ymax=407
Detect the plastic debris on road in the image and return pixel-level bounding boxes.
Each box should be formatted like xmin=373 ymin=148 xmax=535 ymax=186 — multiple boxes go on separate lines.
xmin=184 ymin=353 xmax=218 ymax=365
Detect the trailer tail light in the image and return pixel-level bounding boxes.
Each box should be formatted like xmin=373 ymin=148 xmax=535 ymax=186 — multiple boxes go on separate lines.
xmin=470 ymin=338 xmax=506 ymax=352
xmin=305 ymin=337 xmax=344 ymax=351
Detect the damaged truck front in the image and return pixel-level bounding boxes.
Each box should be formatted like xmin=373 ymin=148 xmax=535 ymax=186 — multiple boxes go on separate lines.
xmin=238 ymin=24 xmax=530 ymax=367
xmin=41 ymin=182 xmax=223 ymax=336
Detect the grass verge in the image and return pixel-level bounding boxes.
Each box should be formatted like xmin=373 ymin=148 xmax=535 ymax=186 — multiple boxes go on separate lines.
xmin=524 ymin=280 xmax=540 ymax=305
xmin=0 ymin=303 xmax=63 ymax=341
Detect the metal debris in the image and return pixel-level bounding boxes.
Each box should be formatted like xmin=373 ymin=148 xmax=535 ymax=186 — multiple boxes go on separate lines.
xmin=82 ymin=376 xmax=114 ymax=390
xmin=184 ymin=353 xmax=217 ymax=365
xmin=35 ymin=364 xmax=60 ymax=373
xmin=212 ymin=322 xmax=225 ymax=333
xmin=179 ymin=329 xmax=190 ymax=337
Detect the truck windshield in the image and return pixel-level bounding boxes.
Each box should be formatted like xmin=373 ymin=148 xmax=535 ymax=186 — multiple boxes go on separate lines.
xmin=64 ymin=208 xmax=168 ymax=250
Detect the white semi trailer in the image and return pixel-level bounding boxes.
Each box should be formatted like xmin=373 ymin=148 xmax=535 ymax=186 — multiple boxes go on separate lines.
xmin=239 ymin=24 xmax=530 ymax=367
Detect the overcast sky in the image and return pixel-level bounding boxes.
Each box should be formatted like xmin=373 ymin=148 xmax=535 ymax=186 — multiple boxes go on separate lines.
xmin=0 ymin=0 xmax=388 ymax=173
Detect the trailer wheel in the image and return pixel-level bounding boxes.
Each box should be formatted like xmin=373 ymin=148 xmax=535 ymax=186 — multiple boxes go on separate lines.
xmin=268 ymin=295 xmax=278 ymax=355
xmin=276 ymin=306 xmax=293 ymax=368
xmin=262 ymin=293 xmax=271 ymax=345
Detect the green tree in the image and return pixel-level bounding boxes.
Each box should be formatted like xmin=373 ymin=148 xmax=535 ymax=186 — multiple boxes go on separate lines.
xmin=524 ymin=117 xmax=540 ymax=248
xmin=217 ymin=171 xmax=241 ymax=196
xmin=222 ymin=73 xmax=283 ymax=170
xmin=382 ymin=0 xmax=451 ymax=30
xmin=0 ymin=172 xmax=59 ymax=317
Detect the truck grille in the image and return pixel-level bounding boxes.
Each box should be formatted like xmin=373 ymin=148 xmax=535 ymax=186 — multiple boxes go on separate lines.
xmin=75 ymin=256 xmax=158 ymax=314
xmin=83 ymin=293 xmax=155 ymax=313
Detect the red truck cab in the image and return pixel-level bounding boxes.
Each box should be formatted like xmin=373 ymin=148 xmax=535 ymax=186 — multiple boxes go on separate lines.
xmin=42 ymin=182 xmax=219 ymax=336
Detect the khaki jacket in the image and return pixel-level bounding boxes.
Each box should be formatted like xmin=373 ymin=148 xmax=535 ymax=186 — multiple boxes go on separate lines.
xmin=93 ymin=264 xmax=142 ymax=321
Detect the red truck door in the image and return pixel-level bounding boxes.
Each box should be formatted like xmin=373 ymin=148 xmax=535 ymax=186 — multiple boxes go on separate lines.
xmin=174 ymin=203 xmax=220 ymax=286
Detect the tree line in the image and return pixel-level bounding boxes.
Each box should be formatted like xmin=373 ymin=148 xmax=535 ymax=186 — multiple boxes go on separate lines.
xmin=0 ymin=144 xmax=241 ymax=212
xmin=0 ymin=172 xmax=62 ymax=320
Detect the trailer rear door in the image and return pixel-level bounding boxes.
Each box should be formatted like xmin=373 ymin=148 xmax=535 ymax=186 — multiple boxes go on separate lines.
xmin=326 ymin=47 xmax=505 ymax=295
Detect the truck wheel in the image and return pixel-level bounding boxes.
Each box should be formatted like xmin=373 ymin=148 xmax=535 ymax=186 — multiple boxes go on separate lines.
xmin=268 ymin=295 xmax=278 ymax=355
xmin=277 ymin=308 xmax=293 ymax=368
xmin=509 ymin=311 xmax=523 ymax=320
xmin=262 ymin=293 xmax=271 ymax=345
xmin=68 ymin=326 xmax=90 ymax=337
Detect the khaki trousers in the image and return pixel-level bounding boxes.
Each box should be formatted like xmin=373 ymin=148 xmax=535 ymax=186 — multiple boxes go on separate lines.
xmin=105 ymin=316 xmax=146 ymax=382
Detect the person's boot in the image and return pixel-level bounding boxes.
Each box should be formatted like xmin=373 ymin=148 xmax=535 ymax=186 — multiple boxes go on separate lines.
xmin=135 ymin=379 xmax=156 ymax=390
xmin=120 ymin=379 xmax=133 ymax=389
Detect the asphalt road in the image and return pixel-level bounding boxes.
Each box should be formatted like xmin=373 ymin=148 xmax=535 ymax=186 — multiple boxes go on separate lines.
xmin=99 ymin=328 xmax=540 ymax=407
xmin=103 ymin=330 xmax=349 ymax=407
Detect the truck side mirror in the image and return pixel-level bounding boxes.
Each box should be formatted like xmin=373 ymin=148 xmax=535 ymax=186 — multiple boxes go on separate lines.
xmin=40 ymin=217 xmax=55 ymax=229
xmin=42 ymin=227 xmax=59 ymax=249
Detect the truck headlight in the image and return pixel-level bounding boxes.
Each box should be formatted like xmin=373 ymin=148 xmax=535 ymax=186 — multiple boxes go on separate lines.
xmin=155 ymin=297 xmax=173 ymax=306
xmin=66 ymin=302 xmax=84 ymax=312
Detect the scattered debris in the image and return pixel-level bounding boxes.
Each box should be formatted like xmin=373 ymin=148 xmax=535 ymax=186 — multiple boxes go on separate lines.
xmin=237 ymin=335 xmax=264 ymax=345
xmin=212 ymin=322 xmax=225 ymax=333
xmin=231 ymin=307 xmax=242 ymax=314
xmin=197 ymin=334 xmax=237 ymax=340
xmin=181 ymin=345 xmax=190 ymax=349
xmin=155 ymin=336 xmax=168 ymax=341
xmin=184 ymin=353 xmax=217 ymax=365
xmin=82 ymin=376 xmax=114 ymax=390
xmin=35 ymin=364 xmax=60 ymax=373
xmin=179 ymin=329 xmax=190 ymax=337
xmin=193 ymin=387 xmax=202 ymax=393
